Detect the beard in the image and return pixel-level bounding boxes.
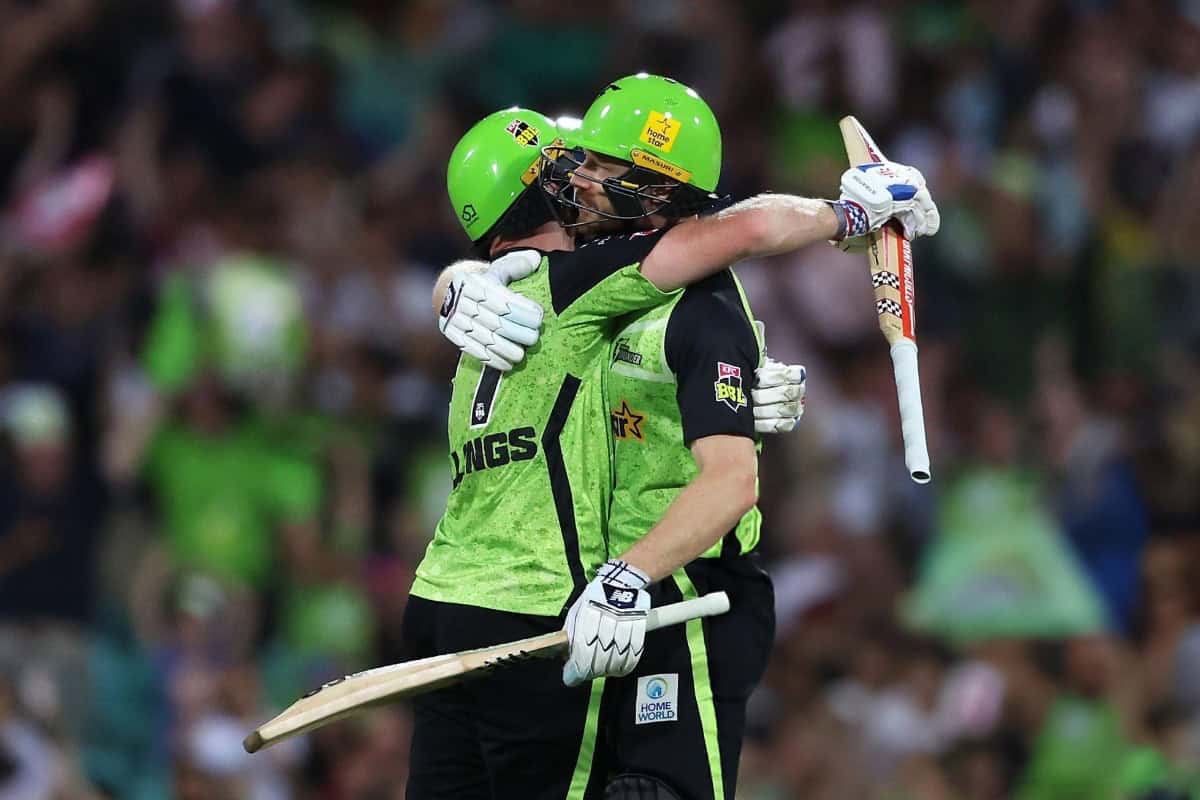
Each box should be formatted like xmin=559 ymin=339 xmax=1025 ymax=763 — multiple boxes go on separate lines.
xmin=571 ymin=212 xmax=629 ymax=242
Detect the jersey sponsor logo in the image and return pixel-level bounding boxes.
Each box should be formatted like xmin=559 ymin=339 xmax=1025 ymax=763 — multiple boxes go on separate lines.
xmin=504 ymin=119 xmax=540 ymax=148
xmin=450 ymin=426 xmax=538 ymax=488
xmin=613 ymin=339 xmax=643 ymax=366
xmin=638 ymin=111 xmax=681 ymax=153
xmin=611 ymin=399 xmax=647 ymax=442
xmin=635 ymin=674 xmax=679 ymax=725
xmin=603 ymin=583 xmax=637 ymax=609
xmin=714 ymin=361 xmax=747 ymax=411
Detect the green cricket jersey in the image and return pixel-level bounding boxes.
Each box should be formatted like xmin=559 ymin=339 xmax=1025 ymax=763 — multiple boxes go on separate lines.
xmin=606 ymin=269 xmax=764 ymax=560
xmin=412 ymin=230 xmax=676 ymax=616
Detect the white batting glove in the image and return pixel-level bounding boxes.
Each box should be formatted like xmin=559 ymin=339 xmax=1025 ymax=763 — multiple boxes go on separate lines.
xmin=835 ymin=161 xmax=940 ymax=240
xmin=751 ymin=321 xmax=807 ymax=434
xmin=754 ymin=356 xmax=806 ymax=433
xmin=438 ymin=250 xmax=544 ymax=372
xmin=563 ymin=560 xmax=651 ymax=687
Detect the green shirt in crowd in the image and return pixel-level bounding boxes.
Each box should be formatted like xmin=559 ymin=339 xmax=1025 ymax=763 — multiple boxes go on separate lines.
xmin=145 ymin=420 xmax=321 ymax=587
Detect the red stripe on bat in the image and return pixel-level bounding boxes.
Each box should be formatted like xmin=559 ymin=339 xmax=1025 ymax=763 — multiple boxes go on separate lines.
xmin=896 ymin=229 xmax=916 ymax=340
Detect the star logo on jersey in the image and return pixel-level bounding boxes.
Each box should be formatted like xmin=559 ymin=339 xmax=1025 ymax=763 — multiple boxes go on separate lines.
xmin=611 ymin=399 xmax=646 ymax=442
xmin=714 ymin=362 xmax=747 ymax=412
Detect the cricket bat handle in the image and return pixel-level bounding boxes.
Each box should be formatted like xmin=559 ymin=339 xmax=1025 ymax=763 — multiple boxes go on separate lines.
xmin=889 ymin=339 xmax=931 ymax=483
xmin=647 ymin=590 xmax=729 ymax=631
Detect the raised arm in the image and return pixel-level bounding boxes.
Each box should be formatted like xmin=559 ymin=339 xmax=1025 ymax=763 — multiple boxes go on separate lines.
xmin=640 ymin=159 xmax=940 ymax=292
xmin=639 ymin=195 xmax=840 ymax=292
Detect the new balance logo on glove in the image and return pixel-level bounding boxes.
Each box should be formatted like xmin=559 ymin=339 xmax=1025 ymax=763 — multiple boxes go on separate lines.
xmin=604 ymin=584 xmax=637 ymax=609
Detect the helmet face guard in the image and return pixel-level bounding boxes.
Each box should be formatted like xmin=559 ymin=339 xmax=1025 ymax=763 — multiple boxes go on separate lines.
xmin=538 ymin=144 xmax=677 ymax=227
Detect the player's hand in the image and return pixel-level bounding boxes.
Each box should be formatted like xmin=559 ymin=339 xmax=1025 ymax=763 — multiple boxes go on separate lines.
xmin=754 ymin=356 xmax=806 ymax=433
xmin=438 ymin=250 xmax=544 ymax=372
xmin=751 ymin=321 xmax=806 ymax=434
xmin=836 ymin=161 xmax=940 ymax=240
xmin=563 ymin=560 xmax=651 ymax=687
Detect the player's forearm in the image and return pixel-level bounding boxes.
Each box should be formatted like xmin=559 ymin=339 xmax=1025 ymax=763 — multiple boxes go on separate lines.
xmin=619 ymin=454 xmax=757 ymax=583
xmin=639 ymin=195 xmax=840 ymax=292
xmin=719 ymin=194 xmax=841 ymax=257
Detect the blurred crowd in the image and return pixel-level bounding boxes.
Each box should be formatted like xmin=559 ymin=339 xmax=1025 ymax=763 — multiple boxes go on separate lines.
xmin=0 ymin=0 xmax=1198 ymax=798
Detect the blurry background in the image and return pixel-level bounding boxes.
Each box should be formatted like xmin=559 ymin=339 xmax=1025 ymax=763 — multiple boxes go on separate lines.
xmin=0 ymin=0 xmax=1198 ymax=797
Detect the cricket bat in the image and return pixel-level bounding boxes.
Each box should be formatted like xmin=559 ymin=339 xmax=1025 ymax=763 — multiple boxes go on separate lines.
xmin=838 ymin=116 xmax=932 ymax=484
xmin=244 ymin=590 xmax=731 ymax=753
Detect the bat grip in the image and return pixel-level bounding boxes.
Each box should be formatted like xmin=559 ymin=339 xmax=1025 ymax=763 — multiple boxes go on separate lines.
xmin=646 ymin=591 xmax=730 ymax=632
xmin=889 ymin=339 xmax=931 ymax=483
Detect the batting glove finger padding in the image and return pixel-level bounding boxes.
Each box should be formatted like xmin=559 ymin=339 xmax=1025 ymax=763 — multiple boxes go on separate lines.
xmin=754 ymin=399 xmax=803 ymax=418
xmin=752 ymin=357 xmax=806 ymax=434
xmin=438 ymin=264 xmax=545 ymax=372
xmin=441 ymin=321 xmax=512 ymax=371
xmin=563 ymin=560 xmax=651 ymax=687
xmin=899 ymin=184 xmax=940 ymax=239
xmin=486 ymin=249 xmax=542 ymax=285
xmin=754 ymin=416 xmax=801 ymax=434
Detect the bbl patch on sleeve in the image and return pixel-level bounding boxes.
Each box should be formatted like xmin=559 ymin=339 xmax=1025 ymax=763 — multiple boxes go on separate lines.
xmin=635 ymin=674 xmax=679 ymax=725
xmin=713 ymin=361 xmax=747 ymax=411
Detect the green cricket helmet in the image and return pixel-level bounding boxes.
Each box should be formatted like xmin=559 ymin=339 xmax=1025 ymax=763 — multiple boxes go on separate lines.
xmin=541 ymin=73 xmax=724 ymax=224
xmin=447 ymin=108 xmax=563 ymax=244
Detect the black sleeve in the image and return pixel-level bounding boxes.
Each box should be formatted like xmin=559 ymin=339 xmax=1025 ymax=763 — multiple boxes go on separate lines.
xmin=546 ymin=228 xmax=667 ymax=315
xmin=664 ymin=271 xmax=760 ymax=445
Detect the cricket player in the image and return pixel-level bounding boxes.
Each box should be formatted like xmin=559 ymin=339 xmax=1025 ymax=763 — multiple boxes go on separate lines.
xmin=416 ymin=86 xmax=937 ymax=798
xmin=551 ymin=74 xmax=789 ymax=799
